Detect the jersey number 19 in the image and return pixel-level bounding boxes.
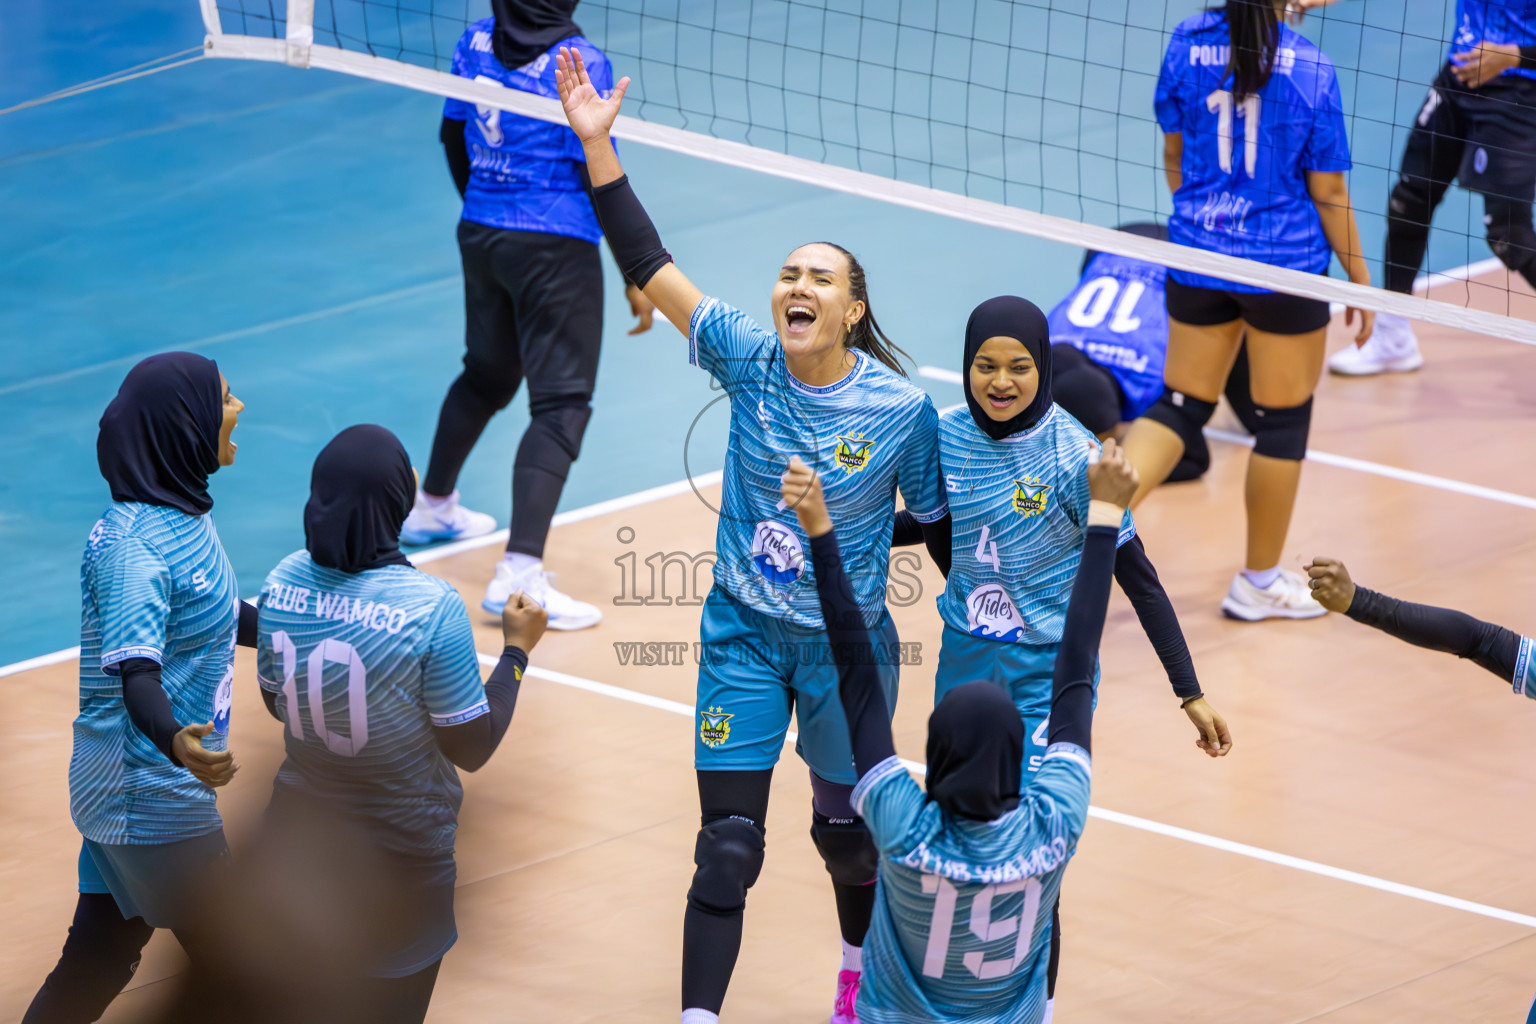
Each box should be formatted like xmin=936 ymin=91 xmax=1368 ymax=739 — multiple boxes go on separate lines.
xmin=921 ymin=875 xmax=1044 ymax=980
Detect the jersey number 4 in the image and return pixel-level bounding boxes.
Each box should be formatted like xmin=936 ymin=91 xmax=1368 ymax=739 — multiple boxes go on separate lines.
xmin=921 ymin=875 xmax=1044 ymax=980
xmin=1206 ymin=89 xmax=1260 ymax=177
xmin=270 ymin=631 xmax=370 ymax=756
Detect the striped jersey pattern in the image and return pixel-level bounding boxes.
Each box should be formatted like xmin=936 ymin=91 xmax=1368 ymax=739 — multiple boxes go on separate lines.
xmin=256 ymin=553 xmax=488 ymax=884
xmin=1515 ymin=636 xmax=1535 ymax=700
xmin=688 ymin=297 xmax=947 ymax=628
xmin=937 ymin=406 xmax=1134 ymax=648
xmin=850 ymin=746 xmax=1093 ymax=1024
xmin=71 ymin=502 xmax=238 ymax=844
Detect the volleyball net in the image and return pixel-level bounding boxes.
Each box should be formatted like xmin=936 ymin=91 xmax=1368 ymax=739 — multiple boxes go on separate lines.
xmin=198 ymin=0 xmax=1536 ymax=344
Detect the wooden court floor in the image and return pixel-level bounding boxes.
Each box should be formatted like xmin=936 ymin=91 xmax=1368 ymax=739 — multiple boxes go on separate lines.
xmin=4 ymin=271 xmax=1536 ymax=1022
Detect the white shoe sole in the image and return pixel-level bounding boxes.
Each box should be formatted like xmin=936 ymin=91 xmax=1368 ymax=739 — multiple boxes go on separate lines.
xmin=1327 ymin=352 xmax=1424 ymax=377
xmin=400 ymin=521 xmax=498 ymax=546
xmin=1220 ymin=596 xmax=1328 ymax=621
xmin=481 ymin=595 xmax=602 ymax=630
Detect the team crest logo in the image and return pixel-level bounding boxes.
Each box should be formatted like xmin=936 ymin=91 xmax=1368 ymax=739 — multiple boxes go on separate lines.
xmin=700 ymin=706 xmax=733 ymax=748
xmin=833 ymin=432 xmax=876 ymax=473
xmin=1011 ymin=476 xmax=1051 ymax=517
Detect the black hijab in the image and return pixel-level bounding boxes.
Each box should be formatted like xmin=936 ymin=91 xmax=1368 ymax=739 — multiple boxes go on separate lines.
xmin=963 ymin=295 xmax=1054 ymax=441
xmin=926 ymin=681 xmax=1025 ymax=822
xmin=491 ymin=0 xmax=582 ymax=70
xmin=98 ymin=352 xmax=224 ymax=516
xmin=303 ymin=425 xmax=415 ymax=575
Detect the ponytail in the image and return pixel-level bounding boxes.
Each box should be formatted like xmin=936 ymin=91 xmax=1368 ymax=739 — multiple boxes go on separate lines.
xmin=1223 ymin=0 xmax=1281 ymax=102
xmin=816 ymin=241 xmax=911 ymax=378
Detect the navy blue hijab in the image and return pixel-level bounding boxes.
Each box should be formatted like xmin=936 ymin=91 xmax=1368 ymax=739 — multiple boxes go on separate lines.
xmin=491 ymin=0 xmax=581 ymax=70
xmin=963 ymin=295 xmax=1054 ymax=441
xmin=98 ymin=353 xmax=224 ymax=516
xmin=926 ymin=681 xmax=1025 ymax=821
xmin=304 ymin=425 xmax=415 ymax=574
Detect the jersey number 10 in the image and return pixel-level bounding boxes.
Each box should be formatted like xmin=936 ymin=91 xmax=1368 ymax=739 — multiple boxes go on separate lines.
xmin=269 ymin=631 xmax=370 ymax=756
xmin=1065 ymin=277 xmax=1145 ymax=334
xmin=921 ymin=875 xmax=1044 ymax=980
xmin=1206 ymin=90 xmax=1261 ymax=177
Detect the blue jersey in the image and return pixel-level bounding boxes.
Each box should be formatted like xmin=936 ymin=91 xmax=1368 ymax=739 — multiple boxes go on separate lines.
xmin=936 ymin=406 xmax=1134 ymax=649
xmin=256 ymin=553 xmax=489 ymax=884
xmin=1453 ymin=2 xmax=1536 ymax=81
xmin=1046 ymin=251 xmax=1168 ymax=420
xmin=851 ymin=746 xmax=1093 ymax=1024
xmin=443 ymin=24 xmax=612 ymax=243
xmin=688 ymin=298 xmax=947 ymax=629
xmin=71 ymin=503 xmax=239 ymax=845
xmin=1515 ymin=636 xmax=1536 ymax=699
xmin=1155 ymin=11 xmax=1351 ymax=292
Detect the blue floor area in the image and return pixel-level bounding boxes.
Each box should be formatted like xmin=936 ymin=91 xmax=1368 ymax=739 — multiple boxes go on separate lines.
xmin=0 ymin=0 xmax=1494 ymax=664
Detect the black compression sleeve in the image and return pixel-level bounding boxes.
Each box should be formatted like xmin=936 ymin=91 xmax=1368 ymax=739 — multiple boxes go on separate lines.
xmin=1048 ymin=525 xmax=1118 ymax=753
xmin=1113 ymin=536 xmax=1200 ymax=700
xmin=260 ymin=688 xmax=280 ymax=722
xmin=807 ymin=531 xmax=898 ymax=777
xmin=1346 ymin=587 xmax=1522 ymax=683
xmin=237 ymin=600 xmax=258 ymax=649
xmin=890 ymin=509 xmax=923 ymax=547
xmin=919 ymin=513 xmax=952 ymax=578
xmin=120 ymin=658 xmax=182 ymax=765
xmin=589 ymin=175 xmax=673 ymax=287
xmin=575 ymin=164 xmax=635 ymax=288
xmin=432 ymin=646 xmax=527 ymax=771
xmin=440 ymin=116 xmax=470 ymax=200
xmin=1521 ymin=44 xmax=1536 ymax=70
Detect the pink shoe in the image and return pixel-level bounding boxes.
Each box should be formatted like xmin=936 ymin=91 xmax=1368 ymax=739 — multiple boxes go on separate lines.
xmin=831 ymin=969 xmax=861 ymax=1024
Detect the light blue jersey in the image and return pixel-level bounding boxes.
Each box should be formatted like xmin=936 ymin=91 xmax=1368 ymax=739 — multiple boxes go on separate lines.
xmin=72 ymin=503 xmax=239 ymax=845
xmin=443 ymin=24 xmax=611 ymax=242
xmin=1155 ymin=11 xmax=1351 ymax=292
xmin=256 ymin=553 xmax=489 ymax=885
xmin=689 ymin=298 xmax=947 ymax=628
xmin=1047 ymin=251 xmax=1168 ymax=421
xmin=1515 ymin=636 xmax=1536 ymax=699
xmin=1454 ymin=1 xmax=1536 ymax=81
xmin=936 ymin=406 xmax=1133 ymax=647
xmin=851 ymin=746 xmax=1093 ymax=1024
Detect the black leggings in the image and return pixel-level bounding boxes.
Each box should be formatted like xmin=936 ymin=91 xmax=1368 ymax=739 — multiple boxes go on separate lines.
xmin=423 ymin=221 xmax=604 ymax=557
xmin=23 ymin=893 xmax=156 ymax=1024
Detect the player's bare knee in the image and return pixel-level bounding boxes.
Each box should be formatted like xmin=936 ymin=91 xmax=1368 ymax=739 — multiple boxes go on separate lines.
xmin=809 ymin=812 xmax=878 ymax=887
xmin=1144 ymin=386 xmax=1215 ymax=455
xmin=687 ymin=817 xmax=765 ymax=915
xmin=1250 ymin=398 xmax=1312 ymax=461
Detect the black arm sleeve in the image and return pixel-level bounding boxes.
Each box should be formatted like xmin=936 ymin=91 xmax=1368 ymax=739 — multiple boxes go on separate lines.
xmin=588 ymin=175 xmax=673 ymax=287
xmin=432 ymin=646 xmax=527 ymax=772
xmin=260 ymin=688 xmax=280 ymax=721
xmin=575 ymin=163 xmax=635 ymax=288
xmin=1112 ymin=536 xmax=1201 ymax=701
xmin=889 ymin=511 xmax=951 ymax=577
xmin=1521 ymin=44 xmax=1536 ymax=70
xmin=440 ymin=115 xmax=470 ymax=200
xmin=237 ymin=600 xmax=258 ymax=649
xmin=1048 ymin=525 xmax=1119 ymax=753
xmin=1346 ymin=587 xmax=1522 ymax=683
xmin=120 ymin=658 xmax=182 ymax=766
xmin=808 ymin=531 xmax=898 ymax=778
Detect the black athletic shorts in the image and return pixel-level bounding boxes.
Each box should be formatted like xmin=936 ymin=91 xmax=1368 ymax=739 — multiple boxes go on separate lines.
xmin=1164 ymin=277 xmax=1331 ymax=335
xmin=1412 ymin=65 xmax=1536 ymax=204
xmin=457 ymin=219 xmax=604 ymax=401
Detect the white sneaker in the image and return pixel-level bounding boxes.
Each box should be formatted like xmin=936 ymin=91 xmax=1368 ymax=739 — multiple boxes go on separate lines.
xmin=481 ymin=559 xmax=602 ymax=630
xmin=1220 ymin=569 xmax=1328 ymax=621
xmin=399 ymin=490 xmax=498 ymax=546
xmin=1328 ymin=314 xmax=1423 ymax=376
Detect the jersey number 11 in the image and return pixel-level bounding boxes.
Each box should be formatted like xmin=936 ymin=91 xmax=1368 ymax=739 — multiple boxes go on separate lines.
xmin=1206 ymin=90 xmax=1260 ymax=177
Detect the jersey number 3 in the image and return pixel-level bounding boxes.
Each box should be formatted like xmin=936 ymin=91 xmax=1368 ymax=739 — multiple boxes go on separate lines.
xmin=270 ymin=631 xmax=370 ymax=756
xmin=921 ymin=875 xmax=1044 ymax=980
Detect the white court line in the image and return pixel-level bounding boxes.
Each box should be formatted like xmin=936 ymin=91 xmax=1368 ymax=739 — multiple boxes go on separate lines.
xmin=0 ymin=646 xmax=82 ymax=680
xmin=480 ymin=653 xmax=1536 ymax=931
xmin=918 ymin=366 xmax=1536 ymax=512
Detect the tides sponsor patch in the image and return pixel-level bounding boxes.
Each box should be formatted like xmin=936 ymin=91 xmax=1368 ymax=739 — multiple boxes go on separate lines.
xmin=750 ymin=520 xmax=805 ymax=585
xmin=966 ymin=584 xmax=1026 ymax=643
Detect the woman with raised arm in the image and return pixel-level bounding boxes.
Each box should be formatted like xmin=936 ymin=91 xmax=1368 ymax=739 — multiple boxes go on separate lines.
xmin=556 ymin=48 xmax=950 ymax=1024
xmin=784 ymin=441 xmax=1137 ymax=1024
xmin=1124 ymin=0 xmax=1373 ymax=620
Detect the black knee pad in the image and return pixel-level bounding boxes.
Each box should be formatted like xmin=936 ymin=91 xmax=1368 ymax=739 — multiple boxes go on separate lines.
xmin=1143 ymin=387 xmax=1216 ymax=454
xmin=525 ymin=394 xmax=594 ymax=461
xmin=1484 ymin=197 xmax=1536 ymax=277
xmin=809 ymin=812 xmax=878 ymax=887
xmin=687 ymin=817 xmax=766 ymax=915
xmin=1251 ymin=397 xmax=1312 ymax=461
xmin=1387 ymin=176 xmax=1435 ymax=236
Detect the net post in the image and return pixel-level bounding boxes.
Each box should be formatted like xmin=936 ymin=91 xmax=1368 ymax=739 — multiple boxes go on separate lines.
xmin=285 ymin=0 xmax=315 ymax=68
xmin=198 ymin=0 xmax=222 ymax=39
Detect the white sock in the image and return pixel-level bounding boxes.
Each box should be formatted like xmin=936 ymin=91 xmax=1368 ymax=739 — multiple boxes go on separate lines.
xmin=1375 ymin=312 xmax=1407 ymax=332
xmin=840 ymin=938 xmax=863 ymax=974
xmin=681 ymin=1010 xmax=719 ymax=1024
xmin=1242 ymin=566 xmax=1281 ymax=590
xmin=1041 ymin=997 xmax=1055 ymax=1024
xmin=503 ymin=552 xmax=541 ymax=576
xmin=421 ymin=490 xmax=455 ymax=508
